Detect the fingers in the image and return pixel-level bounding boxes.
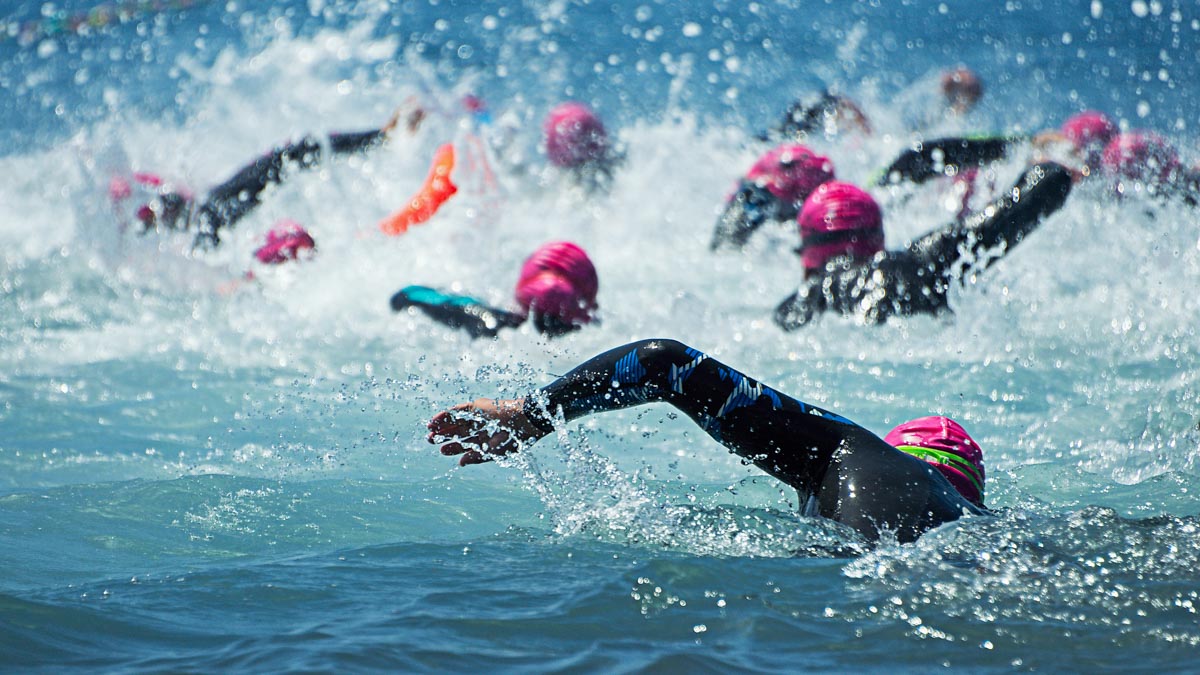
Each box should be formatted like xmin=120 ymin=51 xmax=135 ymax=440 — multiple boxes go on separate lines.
xmin=427 ymin=398 xmax=527 ymax=467
xmin=459 ymin=450 xmax=490 ymax=466
xmin=427 ymin=402 xmax=485 ymax=442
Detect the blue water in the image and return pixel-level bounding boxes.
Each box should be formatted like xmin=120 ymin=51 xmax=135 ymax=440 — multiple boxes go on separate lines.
xmin=3 ymin=0 xmax=1200 ymax=670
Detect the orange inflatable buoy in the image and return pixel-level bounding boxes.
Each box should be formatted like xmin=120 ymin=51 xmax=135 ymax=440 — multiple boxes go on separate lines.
xmin=379 ymin=144 xmax=458 ymax=236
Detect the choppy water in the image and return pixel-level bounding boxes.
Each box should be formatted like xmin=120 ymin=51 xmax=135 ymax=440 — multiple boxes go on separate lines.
xmin=2 ymin=0 xmax=1199 ymax=670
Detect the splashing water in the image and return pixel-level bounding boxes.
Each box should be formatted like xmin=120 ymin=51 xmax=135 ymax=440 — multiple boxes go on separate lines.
xmin=2 ymin=0 xmax=1199 ymax=670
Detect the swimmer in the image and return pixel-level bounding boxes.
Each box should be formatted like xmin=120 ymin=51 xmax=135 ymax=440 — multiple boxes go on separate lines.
xmin=427 ymin=338 xmax=989 ymax=543
xmin=711 ymin=144 xmax=835 ymax=250
xmin=252 ymin=219 xmax=316 ymax=266
xmin=1100 ymin=131 xmax=1197 ymax=204
xmin=543 ymin=102 xmax=619 ymax=192
xmin=389 ymin=241 xmax=599 ymax=338
xmin=878 ymin=111 xmax=1117 ymax=187
xmin=119 ymin=107 xmax=420 ymax=250
xmin=940 ymin=66 xmax=984 ymax=115
xmin=1032 ymin=110 xmax=1118 ymax=175
xmin=775 ymin=162 xmax=1073 ymax=329
xmin=759 ymin=90 xmax=872 ymax=142
xmin=214 ymin=219 xmax=316 ymax=294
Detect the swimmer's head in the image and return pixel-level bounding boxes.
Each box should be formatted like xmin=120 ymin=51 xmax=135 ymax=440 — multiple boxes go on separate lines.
xmin=1061 ymin=111 xmax=1117 ymax=168
xmin=746 ymin=144 xmax=835 ymax=205
xmin=112 ymin=172 xmax=190 ymax=232
xmin=135 ymin=191 xmax=190 ymax=231
xmin=885 ymin=416 xmax=986 ymax=506
xmin=514 ymin=241 xmax=599 ymax=335
xmin=940 ymin=67 xmax=983 ymax=113
xmin=1061 ymin=111 xmax=1117 ymax=152
xmin=254 ymin=220 xmax=316 ymax=265
xmin=544 ymin=102 xmax=610 ymax=170
xmin=797 ymin=181 xmax=884 ymax=274
xmin=1101 ymin=132 xmax=1181 ymax=194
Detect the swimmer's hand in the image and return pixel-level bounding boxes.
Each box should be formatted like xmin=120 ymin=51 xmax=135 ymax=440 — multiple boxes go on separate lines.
xmin=427 ymin=398 xmax=546 ymax=466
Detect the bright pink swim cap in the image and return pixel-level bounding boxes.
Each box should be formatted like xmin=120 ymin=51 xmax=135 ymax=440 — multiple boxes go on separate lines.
xmin=544 ymin=102 xmax=610 ymax=169
xmin=797 ymin=181 xmax=884 ymax=273
xmin=254 ymin=220 xmax=315 ymax=265
xmin=746 ymin=144 xmax=835 ymax=204
xmin=884 ymin=416 xmax=986 ymax=506
xmin=1061 ymin=111 xmax=1117 ymax=151
xmin=1101 ymin=132 xmax=1181 ymax=186
xmin=514 ymin=241 xmax=599 ymax=327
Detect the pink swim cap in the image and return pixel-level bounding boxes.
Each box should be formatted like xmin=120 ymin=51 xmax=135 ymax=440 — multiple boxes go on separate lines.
xmin=514 ymin=241 xmax=599 ymax=327
xmin=797 ymin=181 xmax=884 ymax=273
xmin=884 ymin=416 xmax=986 ymax=506
xmin=1101 ymin=132 xmax=1181 ymax=186
xmin=1061 ymin=111 xmax=1117 ymax=151
xmin=544 ymin=102 xmax=610 ymax=169
xmin=254 ymin=220 xmax=315 ymax=265
xmin=746 ymin=144 xmax=836 ymax=204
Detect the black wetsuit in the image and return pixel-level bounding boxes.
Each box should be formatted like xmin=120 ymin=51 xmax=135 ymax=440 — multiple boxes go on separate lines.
xmin=759 ymin=91 xmax=854 ymax=142
xmin=521 ymin=338 xmax=987 ymax=543
xmin=775 ymin=161 xmax=1073 ymax=330
xmin=875 ymin=135 xmax=1023 ymax=186
xmin=162 ymin=129 xmax=387 ymax=248
xmin=389 ymin=285 xmax=582 ymax=338
xmin=710 ymin=180 xmax=798 ymax=250
xmin=390 ymin=286 xmax=525 ymax=339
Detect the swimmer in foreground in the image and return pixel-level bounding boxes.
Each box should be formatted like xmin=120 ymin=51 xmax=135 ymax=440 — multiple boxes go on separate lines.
xmin=710 ymin=144 xmax=836 ymax=250
xmin=118 ymin=106 xmax=420 ymax=250
xmin=543 ymin=102 xmax=620 ymax=192
xmin=427 ymin=338 xmax=989 ymax=543
xmin=389 ymin=241 xmax=599 ymax=338
xmin=775 ymin=162 xmax=1073 ymax=329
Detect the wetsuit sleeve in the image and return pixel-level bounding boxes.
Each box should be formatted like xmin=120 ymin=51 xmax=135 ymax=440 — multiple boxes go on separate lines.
xmin=710 ymin=180 xmax=794 ymax=250
xmin=772 ymin=282 xmax=821 ymax=332
xmin=523 ymin=338 xmax=868 ymax=494
xmin=874 ymin=136 xmax=1021 ymax=186
xmin=390 ymin=285 xmax=526 ymax=339
xmin=904 ymin=161 xmax=1072 ymax=281
xmin=192 ymin=128 xmax=388 ymax=249
xmin=328 ymin=129 xmax=389 ymax=155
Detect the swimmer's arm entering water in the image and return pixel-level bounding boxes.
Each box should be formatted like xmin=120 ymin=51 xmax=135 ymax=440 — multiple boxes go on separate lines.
xmin=428 ymin=338 xmax=860 ymax=496
xmin=905 ymin=161 xmax=1073 ymax=282
xmin=874 ymin=135 xmax=1023 ymax=186
xmin=192 ymin=113 xmax=405 ymax=249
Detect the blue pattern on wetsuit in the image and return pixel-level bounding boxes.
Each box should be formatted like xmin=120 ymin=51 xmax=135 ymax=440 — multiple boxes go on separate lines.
xmin=714 ymin=367 xmax=783 ymax=419
xmin=614 ymin=349 xmax=647 ymax=385
xmin=401 ymin=285 xmax=483 ymax=307
xmin=668 ymin=348 xmax=709 ymax=394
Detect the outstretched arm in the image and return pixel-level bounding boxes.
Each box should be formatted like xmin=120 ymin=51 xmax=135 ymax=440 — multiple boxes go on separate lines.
xmin=710 ymin=180 xmax=794 ymax=250
xmin=391 ymin=286 xmax=526 ymax=339
xmin=428 ymin=339 xmax=871 ymax=495
xmin=191 ymin=117 xmax=397 ymax=248
xmin=905 ymin=161 xmax=1073 ymax=281
xmin=874 ymin=135 xmax=1022 ymax=186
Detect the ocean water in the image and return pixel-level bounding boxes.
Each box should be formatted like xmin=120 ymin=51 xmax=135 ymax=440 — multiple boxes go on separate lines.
xmin=2 ymin=0 xmax=1199 ymax=670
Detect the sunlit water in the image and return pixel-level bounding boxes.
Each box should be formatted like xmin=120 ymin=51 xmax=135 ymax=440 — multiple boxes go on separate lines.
xmin=2 ymin=0 xmax=1199 ymax=670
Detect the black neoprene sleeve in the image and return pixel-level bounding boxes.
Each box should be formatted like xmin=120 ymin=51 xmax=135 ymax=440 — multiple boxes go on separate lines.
xmin=523 ymin=338 xmax=866 ymax=495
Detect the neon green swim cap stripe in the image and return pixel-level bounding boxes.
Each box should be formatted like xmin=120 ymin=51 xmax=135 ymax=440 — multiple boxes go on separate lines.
xmin=895 ymin=444 xmax=985 ymax=497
